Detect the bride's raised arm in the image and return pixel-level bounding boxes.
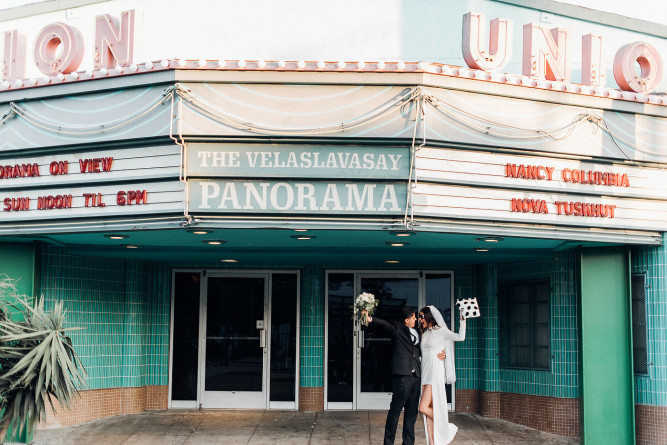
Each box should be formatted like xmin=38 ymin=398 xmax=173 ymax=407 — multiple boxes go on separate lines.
xmin=441 ymin=318 xmax=466 ymax=342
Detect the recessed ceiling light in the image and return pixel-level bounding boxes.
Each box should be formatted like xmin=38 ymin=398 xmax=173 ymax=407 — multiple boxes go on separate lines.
xmin=294 ymin=229 xmax=309 ymax=232
xmin=386 ymin=242 xmax=409 ymax=247
xmin=291 ymin=235 xmax=315 ymax=240
xmin=187 ymin=229 xmax=212 ymax=235
xmin=474 ymin=248 xmax=489 ymax=252
xmin=204 ymin=240 xmax=226 ymax=245
xmin=385 ymin=260 xmax=400 ymax=263
xmin=122 ymin=244 xmax=140 ymax=249
xmin=476 ymin=237 xmax=504 ymax=242
xmin=104 ymin=234 xmax=128 ymax=240
xmin=390 ymin=231 xmax=415 ymax=237
xmin=220 ymin=259 xmax=238 ymax=263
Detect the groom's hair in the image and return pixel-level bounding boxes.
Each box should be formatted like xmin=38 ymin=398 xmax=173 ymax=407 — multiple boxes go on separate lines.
xmin=398 ymin=306 xmax=416 ymax=321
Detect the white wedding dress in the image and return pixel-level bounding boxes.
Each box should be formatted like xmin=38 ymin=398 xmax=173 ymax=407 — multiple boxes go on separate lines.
xmin=420 ymin=318 xmax=466 ymax=445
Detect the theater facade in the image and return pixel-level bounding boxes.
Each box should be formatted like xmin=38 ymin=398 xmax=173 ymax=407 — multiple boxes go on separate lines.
xmin=0 ymin=1 xmax=666 ymax=444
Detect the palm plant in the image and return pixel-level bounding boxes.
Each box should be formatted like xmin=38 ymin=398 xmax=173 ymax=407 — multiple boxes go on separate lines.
xmin=0 ymin=275 xmax=87 ymax=441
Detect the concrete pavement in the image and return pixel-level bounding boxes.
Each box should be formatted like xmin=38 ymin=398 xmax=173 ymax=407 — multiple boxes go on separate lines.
xmin=33 ymin=410 xmax=580 ymax=444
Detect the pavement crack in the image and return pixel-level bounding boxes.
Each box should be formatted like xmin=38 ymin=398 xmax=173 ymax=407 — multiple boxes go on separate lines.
xmin=247 ymin=410 xmax=267 ymax=445
xmin=472 ymin=413 xmax=496 ymax=445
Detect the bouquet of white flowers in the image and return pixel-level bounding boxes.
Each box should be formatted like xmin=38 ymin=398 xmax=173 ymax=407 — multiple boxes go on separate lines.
xmin=354 ymin=292 xmax=379 ymax=326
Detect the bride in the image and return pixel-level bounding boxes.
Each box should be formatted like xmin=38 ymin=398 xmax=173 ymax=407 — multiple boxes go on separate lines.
xmin=418 ymin=306 xmax=466 ymax=445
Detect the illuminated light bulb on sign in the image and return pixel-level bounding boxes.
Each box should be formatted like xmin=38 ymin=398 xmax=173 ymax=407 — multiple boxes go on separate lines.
xmin=396 ymin=61 xmax=406 ymax=70
xmin=13 ymin=79 xmax=22 ymax=87
xmin=317 ymin=61 xmax=325 ymax=69
xmin=98 ymin=68 xmax=108 ymax=76
xmin=377 ymin=61 xmax=385 ymax=70
xmin=198 ymin=59 xmax=207 ymax=68
xmin=69 ymin=72 xmax=79 ymax=80
xmin=217 ymin=60 xmax=226 ymax=68
xmin=337 ymin=60 xmax=346 ymax=69
xmin=297 ymin=61 xmax=306 ymax=69
xmin=237 ymin=60 xmax=246 ymax=68
xmin=160 ymin=59 xmax=169 ymax=68
xmin=278 ymin=60 xmax=286 ymax=68
xmin=144 ymin=61 xmax=153 ymax=70
xmin=177 ymin=59 xmax=187 ymax=67
xmin=594 ymin=87 xmax=609 ymax=96
xmin=55 ymin=73 xmax=65 ymax=81
xmin=257 ymin=60 xmax=266 ymax=69
xmin=357 ymin=61 xmax=365 ymax=70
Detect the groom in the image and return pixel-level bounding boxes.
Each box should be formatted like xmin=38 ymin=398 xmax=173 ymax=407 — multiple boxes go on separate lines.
xmin=364 ymin=306 xmax=422 ymax=445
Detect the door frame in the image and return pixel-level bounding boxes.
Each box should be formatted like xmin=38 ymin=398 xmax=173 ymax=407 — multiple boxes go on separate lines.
xmin=355 ymin=272 xmax=422 ymax=410
xmin=324 ymin=269 xmax=455 ymax=411
xmin=199 ymin=271 xmax=270 ymax=409
xmin=168 ymin=269 xmax=300 ymax=410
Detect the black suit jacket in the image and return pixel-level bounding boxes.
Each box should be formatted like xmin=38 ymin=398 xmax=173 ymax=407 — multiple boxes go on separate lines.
xmin=370 ymin=317 xmax=421 ymax=377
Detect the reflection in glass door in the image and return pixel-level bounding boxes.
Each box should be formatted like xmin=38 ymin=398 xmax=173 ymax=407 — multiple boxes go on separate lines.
xmin=326 ymin=271 xmax=454 ymax=411
xmin=201 ymin=274 xmax=268 ymax=408
xmin=357 ymin=275 xmax=419 ymax=410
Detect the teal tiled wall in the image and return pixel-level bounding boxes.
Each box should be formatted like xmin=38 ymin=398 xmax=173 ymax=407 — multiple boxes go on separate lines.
xmin=40 ymin=245 xmax=170 ymax=390
xmin=632 ymin=240 xmax=667 ymax=406
xmin=301 ymin=264 xmax=324 ymax=387
xmin=36 ymin=244 xmax=585 ymax=402
xmin=465 ymin=250 xmax=581 ymax=399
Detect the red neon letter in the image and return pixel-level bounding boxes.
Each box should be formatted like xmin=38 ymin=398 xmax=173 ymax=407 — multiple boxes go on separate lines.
xmin=33 ymin=22 xmax=84 ymax=75
xmin=582 ymin=34 xmax=606 ymax=87
xmin=94 ymin=10 xmax=135 ymax=69
xmin=523 ymin=23 xmax=571 ymax=81
xmin=462 ymin=12 xmax=513 ymax=72
xmin=2 ymin=30 xmax=26 ymax=82
xmin=613 ymin=41 xmax=663 ymax=93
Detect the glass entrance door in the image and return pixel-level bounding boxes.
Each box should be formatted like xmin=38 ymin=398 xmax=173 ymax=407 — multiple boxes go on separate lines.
xmin=356 ymin=274 xmax=420 ymax=409
xmin=325 ymin=270 xmax=454 ymax=411
xmin=200 ymin=273 xmax=268 ymax=408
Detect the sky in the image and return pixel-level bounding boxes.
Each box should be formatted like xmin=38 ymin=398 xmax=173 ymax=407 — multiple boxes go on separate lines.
xmin=0 ymin=0 xmax=665 ymax=25
xmin=0 ymin=0 xmax=664 ymax=26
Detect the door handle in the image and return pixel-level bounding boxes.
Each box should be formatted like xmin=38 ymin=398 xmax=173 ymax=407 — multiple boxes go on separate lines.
xmin=259 ymin=329 xmax=266 ymax=348
xmin=357 ymin=330 xmax=364 ymax=349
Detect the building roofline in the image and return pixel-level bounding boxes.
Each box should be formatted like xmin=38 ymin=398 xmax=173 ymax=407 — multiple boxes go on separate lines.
xmin=497 ymin=0 xmax=667 ymax=38
xmin=0 ymin=0 xmax=666 ymax=39
xmin=0 ymin=0 xmax=107 ymax=22
xmin=0 ymin=59 xmax=664 ymax=118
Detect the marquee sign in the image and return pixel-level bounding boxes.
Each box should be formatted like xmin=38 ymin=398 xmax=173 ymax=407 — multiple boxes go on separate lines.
xmin=0 ymin=145 xmax=183 ymax=224
xmin=188 ymin=180 xmax=406 ymax=215
xmin=414 ymin=147 xmax=667 ymax=232
xmin=187 ymin=144 xmax=410 ymax=180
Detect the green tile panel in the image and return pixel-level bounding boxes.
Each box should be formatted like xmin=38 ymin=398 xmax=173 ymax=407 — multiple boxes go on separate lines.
xmin=39 ymin=245 xmax=170 ymax=390
xmin=495 ymin=250 xmax=579 ymax=398
xmin=632 ymin=241 xmax=667 ymax=406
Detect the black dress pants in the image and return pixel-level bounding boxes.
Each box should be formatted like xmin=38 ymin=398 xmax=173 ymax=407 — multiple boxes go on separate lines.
xmin=384 ymin=374 xmax=421 ymax=445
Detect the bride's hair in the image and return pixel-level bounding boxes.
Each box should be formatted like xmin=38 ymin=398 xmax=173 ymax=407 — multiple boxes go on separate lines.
xmin=418 ymin=306 xmax=438 ymax=332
